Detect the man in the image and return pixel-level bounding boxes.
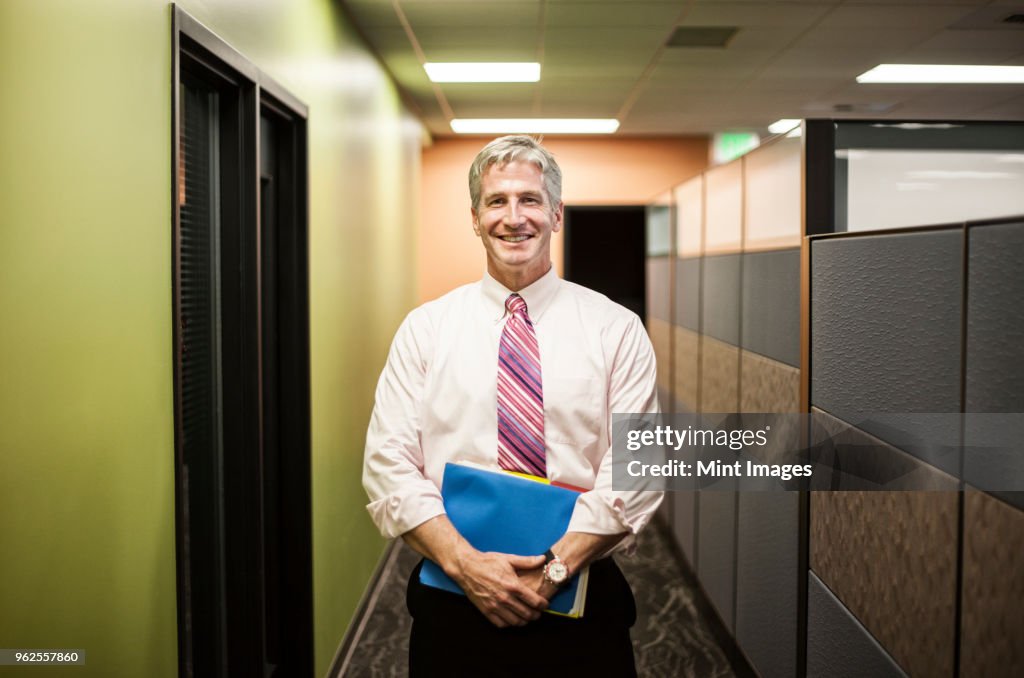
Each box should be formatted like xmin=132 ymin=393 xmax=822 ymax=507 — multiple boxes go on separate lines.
xmin=363 ymin=135 xmax=661 ymax=676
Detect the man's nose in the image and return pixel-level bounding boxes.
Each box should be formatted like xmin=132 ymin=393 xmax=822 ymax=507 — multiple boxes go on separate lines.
xmin=503 ymin=200 xmax=524 ymax=227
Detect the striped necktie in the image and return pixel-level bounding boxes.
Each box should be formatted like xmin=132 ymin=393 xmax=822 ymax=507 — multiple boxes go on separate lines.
xmin=497 ymin=293 xmax=546 ymax=477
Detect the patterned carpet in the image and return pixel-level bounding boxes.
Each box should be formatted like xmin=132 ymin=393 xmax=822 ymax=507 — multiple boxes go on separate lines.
xmin=340 ymin=517 xmax=745 ymax=678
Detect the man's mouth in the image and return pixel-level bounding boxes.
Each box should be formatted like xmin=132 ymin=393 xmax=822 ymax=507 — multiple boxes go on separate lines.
xmin=498 ymin=234 xmax=532 ymax=243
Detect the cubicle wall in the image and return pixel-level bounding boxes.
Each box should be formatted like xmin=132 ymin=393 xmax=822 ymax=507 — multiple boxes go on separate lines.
xmin=646 ymin=192 xmax=674 ymax=413
xmin=645 ymin=121 xmax=1024 ymax=677
xmin=647 ymin=133 xmax=804 ymax=676
xmin=803 ymin=121 xmax=1024 ymax=677
xmin=808 ymin=218 xmax=1024 ymax=677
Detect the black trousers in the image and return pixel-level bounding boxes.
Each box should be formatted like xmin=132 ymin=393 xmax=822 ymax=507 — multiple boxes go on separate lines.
xmin=407 ymin=558 xmax=638 ymax=678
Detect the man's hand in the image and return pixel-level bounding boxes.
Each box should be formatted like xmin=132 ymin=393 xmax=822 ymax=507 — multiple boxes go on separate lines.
xmin=402 ymin=516 xmax=549 ymax=628
xmin=451 ymin=549 xmax=548 ymax=627
xmin=518 ymin=564 xmax=561 ymax=601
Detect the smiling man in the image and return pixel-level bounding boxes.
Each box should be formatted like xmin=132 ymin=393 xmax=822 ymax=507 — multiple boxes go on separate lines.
xmin=363 ymin=136 xmax=662 ymax=676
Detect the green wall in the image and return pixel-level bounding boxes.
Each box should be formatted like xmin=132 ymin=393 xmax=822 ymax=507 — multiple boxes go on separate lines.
xmin=0 ymin=1 xmax=419 ymax=675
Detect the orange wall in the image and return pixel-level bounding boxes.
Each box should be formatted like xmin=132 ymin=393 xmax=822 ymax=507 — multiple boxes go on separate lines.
xmin=419 ymin=136 xmax=708 ymax=304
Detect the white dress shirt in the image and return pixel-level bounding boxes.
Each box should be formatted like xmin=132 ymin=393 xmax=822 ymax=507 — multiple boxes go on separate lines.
xmin=363 ymin=266 xmax=663 ymax=553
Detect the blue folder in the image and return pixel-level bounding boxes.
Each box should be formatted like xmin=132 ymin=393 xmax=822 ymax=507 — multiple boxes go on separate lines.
xmin=419 ymin=462 xmax=589 ymax=617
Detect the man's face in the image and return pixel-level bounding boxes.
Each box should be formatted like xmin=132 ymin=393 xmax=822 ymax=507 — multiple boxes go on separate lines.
xmin=472 ymin=160 xmax=564 ymax=290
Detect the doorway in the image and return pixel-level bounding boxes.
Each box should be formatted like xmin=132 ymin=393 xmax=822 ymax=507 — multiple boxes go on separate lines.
xmin=172 ymin=8 xmax=312 ymax=676
xmin=563 ymin=206 xmax=647 ymax=323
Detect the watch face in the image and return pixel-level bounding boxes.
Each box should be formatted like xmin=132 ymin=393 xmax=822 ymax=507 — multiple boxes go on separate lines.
xmin=547 ymin=561 xmax=569 ymax=583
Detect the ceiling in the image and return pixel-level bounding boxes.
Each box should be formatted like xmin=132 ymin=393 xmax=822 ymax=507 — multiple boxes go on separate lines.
xmin=339 ymin=0 xmax=1024 ymax=137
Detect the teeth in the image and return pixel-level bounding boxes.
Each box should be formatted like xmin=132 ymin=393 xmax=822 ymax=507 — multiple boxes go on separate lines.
xmin=501 ymin=235 xmax=530 ymax=242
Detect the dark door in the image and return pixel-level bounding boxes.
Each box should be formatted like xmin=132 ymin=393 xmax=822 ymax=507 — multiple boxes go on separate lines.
xmin=173 ymin=9 xmax=312 ymax=676
xmin=563 ymin=206 xmax=647 ymax=323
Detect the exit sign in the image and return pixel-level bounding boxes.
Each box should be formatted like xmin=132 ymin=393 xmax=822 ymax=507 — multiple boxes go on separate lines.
xmin=712 ymin=132 xmax=760 ymax=164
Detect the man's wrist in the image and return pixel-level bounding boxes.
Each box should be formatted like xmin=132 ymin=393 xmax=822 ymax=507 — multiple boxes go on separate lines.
xmin=542 ymin=549 xmax=570 ymax=587
xmin=443 ymin=540 xmax=475 ymax=581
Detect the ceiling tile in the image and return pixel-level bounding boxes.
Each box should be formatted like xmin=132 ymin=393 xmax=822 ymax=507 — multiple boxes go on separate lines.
xmin=644 ymin=69 xmax=748 ymax=91
xmin=840 ymin=0 xmax=989 ymax=5
xmin=739 ymin=75 xmax=851 ymax=93
xmin=542 ymin=48 xmax=657 ymax=77
xmin=406 ymin=46 xmax=537 ymax=61
xmin=539 ymin=76 xmax=638 ymax=91
xmin=791 ymin=27 xmax=937 ymax=50
xmin=893 ymin=47 xmax=1024 ymax=64
xmin=659 ymin=47 xmax=778 ymax=67
xmin=902 ymin=86 xmax=1024 ymax=115
xmin=545 ymin=2 xmax=683 ymax=27
xmin=536 ymin=100 xmax=624 ymax=117
xmin=916 ymin=28 xmax=1024 ymax=50
xmin=361 ymin=27 xmax=416 ymax=51
xmin=538 ymin=89 xmax=629 ymax=107
xmin=679 ymin=2 xmax=835 ymax=28
xmin=443 ymin=85 xmax=539 ymax=110
xmin=413 ymin=26 xmax=539 ymax=53
xmin=815 ymin=5 xmax=979 ymax=30
xmin=722 ymin=26 xmax=808 ymax=50
xmin=448 ymin=101 xmax=547 ymax=117
xmin=969 ymin=92 xmax=1024 ymax=118
xmin=757 ymin=47 xmax=906 ymax=78
xmin=344 ymin=1 xmax=402 ymax=28
xmin=401 ymin=2 xmax=539 ymax=28
xmin=543 ymin=26 xmax=669 ymax=48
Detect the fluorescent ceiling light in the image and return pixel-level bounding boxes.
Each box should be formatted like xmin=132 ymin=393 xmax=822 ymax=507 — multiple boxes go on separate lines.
xmin=424 ymin=62 xmax=540 ymax=83
xmin=857 ymin=64 xmax=1024 ymax=84
xmin=768 ymin=119 xmax=800 ymax=134
xmin=450 ymin=119 xmax=620 ymax=134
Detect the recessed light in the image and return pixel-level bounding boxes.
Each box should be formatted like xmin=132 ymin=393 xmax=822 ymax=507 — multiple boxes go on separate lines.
xmin=768 ymin=119 xmax=800 ymax=134
xmin=857 ymin=64 xmax=1024 ymax=84
xmin=424 ymin=63 xmax=540 ymax=83
xmin=450 ymin=119 xmax=620 ymax=134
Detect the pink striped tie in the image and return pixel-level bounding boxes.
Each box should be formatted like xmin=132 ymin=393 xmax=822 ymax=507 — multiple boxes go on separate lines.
xmin=497 ymin=294 xmax=546 ymax=477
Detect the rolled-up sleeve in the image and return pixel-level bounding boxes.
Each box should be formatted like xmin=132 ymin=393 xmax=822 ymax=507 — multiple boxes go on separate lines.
xmin=566 ymin=314 xmax=663 ymax=554
xmin=363 ymin=310 xmax=446 ymax=538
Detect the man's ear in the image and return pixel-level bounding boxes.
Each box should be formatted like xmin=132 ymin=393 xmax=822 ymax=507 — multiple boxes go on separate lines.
xmin=471 ymin=207 xmax=480 ymax=236
xmin=552 ymin=202 xmax=565 ymax=233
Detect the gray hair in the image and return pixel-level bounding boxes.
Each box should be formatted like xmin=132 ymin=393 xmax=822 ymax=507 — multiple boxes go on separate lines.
xmin=468 ymin=135 xmax=563 ymax=210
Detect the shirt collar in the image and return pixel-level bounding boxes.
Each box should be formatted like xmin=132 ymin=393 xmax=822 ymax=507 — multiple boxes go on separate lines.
xmin=481 ymin=265 xmax=560 ymax=324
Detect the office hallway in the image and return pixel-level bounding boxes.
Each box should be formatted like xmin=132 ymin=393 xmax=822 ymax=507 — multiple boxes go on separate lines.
xmin=340 ymin=517 xmax=747 ymax=678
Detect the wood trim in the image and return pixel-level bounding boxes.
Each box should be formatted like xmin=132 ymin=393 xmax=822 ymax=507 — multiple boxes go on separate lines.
xmin=799 ymin=238 xmax=810 ymax=416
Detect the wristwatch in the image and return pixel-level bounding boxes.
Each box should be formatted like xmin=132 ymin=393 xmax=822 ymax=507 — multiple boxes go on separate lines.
xmin=542 ymin=549 xmax=570 ymax=587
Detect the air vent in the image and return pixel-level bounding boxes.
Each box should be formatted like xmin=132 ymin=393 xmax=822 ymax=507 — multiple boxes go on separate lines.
xmin=666 ymin=26 xmax=738 ymax=48
xmin=950 ymin=6 xmax=1024 ymax=29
